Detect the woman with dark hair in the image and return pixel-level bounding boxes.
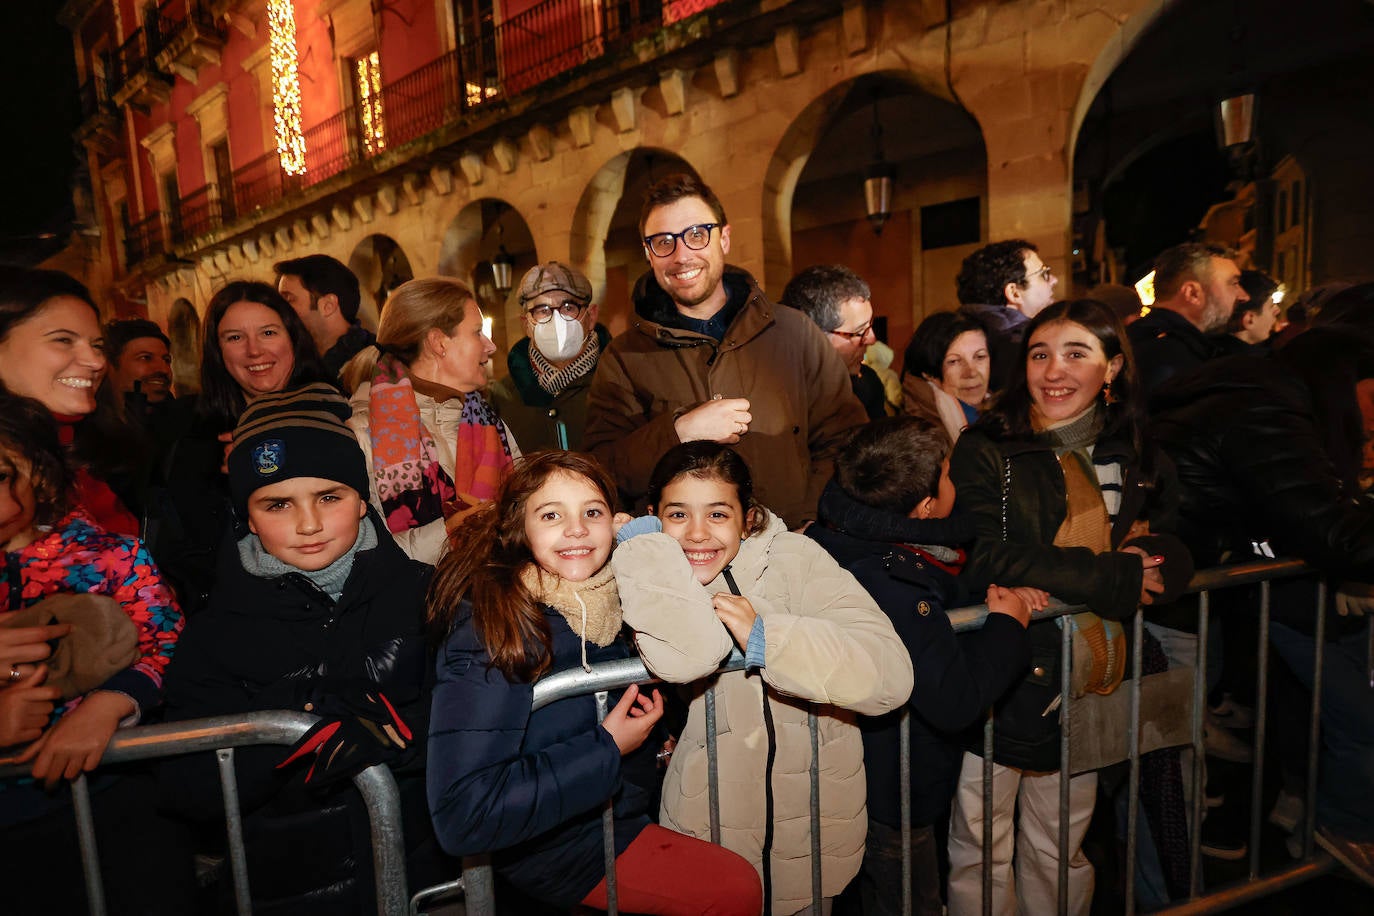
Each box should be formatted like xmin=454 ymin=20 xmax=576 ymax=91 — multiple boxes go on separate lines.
xmin=196 ymin=280 xmax=330 ymax=428
xmin=902 ymin=311 xmax=993 ymax=442
xmin=945 ymin=299 xmax=1188 ymax=914
xmin=0 ymin=265 xmax=143 ymax=535
xmin=152 ymin=281 xmax=328 ymax=614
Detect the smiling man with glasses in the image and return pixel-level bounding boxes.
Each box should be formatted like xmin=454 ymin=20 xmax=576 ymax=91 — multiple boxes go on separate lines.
xmin=585 ymin=172 xmax=867 ymax=529
xmin=490 ymin=261 xmax=609 ymax=451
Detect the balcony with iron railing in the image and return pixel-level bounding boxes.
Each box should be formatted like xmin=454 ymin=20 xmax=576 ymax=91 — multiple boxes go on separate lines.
xmin=135 ymin=0 xmax=747 ymax=264
xmin=75 ymin=74 xmax=122 ymax=154
xmin=150 ymin=0 xmax=226 ymax=81
xmin=125 ymin=212 xmax=166 ymax=267
xmin=109 ymin=20 xmax=173 ymax=108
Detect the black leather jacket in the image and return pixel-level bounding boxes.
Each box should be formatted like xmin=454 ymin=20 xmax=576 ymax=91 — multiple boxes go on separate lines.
xmin=1150 ymin=335 xmax=1374 ymax=636
xmin=948 ymin=423 xmax=1179 ymax=769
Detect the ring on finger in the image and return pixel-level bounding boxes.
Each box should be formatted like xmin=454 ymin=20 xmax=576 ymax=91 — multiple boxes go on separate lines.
xmin=7 ymin=664 xmax=21 ymax=683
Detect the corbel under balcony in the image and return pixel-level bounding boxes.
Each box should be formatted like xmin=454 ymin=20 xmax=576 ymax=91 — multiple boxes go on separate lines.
xmin=112 ymin=67 xmax=174 ymax=111
xmin=155 ymin=15 xmax=227 ymax=84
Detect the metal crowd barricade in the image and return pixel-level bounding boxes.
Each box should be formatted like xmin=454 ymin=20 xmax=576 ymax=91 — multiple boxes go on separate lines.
xmin=440 ymin=556 xmax=1352 ymax=916
xmin=0 ymin=711 xmax=410 ymax=916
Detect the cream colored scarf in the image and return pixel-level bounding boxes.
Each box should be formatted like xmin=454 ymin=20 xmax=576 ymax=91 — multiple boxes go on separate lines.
xmin=519 ymin=563 xmax=622 ymax=671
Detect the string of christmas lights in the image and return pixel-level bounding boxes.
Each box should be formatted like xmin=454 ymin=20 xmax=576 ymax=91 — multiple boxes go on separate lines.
xmin=268 ymin=0 xmax=306 ymax=176
xmin=357 ymin=51 xmax=386 ymax=156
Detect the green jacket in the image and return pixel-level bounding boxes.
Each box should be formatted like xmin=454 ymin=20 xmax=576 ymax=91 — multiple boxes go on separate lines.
xmin=488 ymin=325 xmax=611 ymax=452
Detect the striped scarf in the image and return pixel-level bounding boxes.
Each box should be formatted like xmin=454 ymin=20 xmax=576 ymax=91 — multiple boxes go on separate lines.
xmin=367 ymin=351 xmax=513 ymax=534
xmin=1041 ymin=404 xmax=1127 ymax=696
xmin=528 ymin=332 xmax=601 ymax=396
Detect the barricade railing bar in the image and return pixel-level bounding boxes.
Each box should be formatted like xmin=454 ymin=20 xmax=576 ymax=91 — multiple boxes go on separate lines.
xmin=0 ymin=711 xmax=409 ymax=916
xmin=7 ymin=558 xmax=1350 ymax=916
xmin=446 ymin=557 xmax=1345 ymax=916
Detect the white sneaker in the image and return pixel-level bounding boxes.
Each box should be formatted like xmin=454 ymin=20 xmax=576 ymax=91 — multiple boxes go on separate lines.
xmin=1268 ymin=790 xmax=1305 ymax=833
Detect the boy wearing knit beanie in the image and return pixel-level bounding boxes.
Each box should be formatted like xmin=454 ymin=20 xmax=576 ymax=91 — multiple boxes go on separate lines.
xmin=159 ymin=383 xmax=448 ymax=910
xmin=226 ymin=382 xmax=374 ymax=575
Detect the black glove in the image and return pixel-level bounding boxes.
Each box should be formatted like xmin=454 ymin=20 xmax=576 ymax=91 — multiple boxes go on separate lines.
xmin=276 ymin=691 xmax=412 ymax=786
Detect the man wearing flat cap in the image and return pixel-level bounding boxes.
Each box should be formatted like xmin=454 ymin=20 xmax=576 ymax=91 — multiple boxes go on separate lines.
xmin=489 ymin=261 xmax=611 ymax=450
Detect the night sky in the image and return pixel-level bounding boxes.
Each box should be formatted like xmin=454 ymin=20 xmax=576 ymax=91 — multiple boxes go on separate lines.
xmin=0 ymin=0 xmax=80 ymax=257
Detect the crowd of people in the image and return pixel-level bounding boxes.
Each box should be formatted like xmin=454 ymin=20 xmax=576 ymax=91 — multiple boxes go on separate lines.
xmin=1 ymin=170 xmax=1373 ymax=915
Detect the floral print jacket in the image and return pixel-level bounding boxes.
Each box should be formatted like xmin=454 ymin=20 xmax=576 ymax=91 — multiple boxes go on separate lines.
xmin=2 ymin=511 xmax=183 ymax=720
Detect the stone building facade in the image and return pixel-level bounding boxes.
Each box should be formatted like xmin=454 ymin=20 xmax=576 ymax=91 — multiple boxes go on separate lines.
xmin=57 ymin=0 xmax=1368 ymax=385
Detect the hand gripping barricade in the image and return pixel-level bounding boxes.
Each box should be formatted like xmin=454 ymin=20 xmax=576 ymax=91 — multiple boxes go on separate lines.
xmin=435 ymin=557 xmax=1350 ymax=916
xmin=6 ymin=557 xmax=1357 ymax=916
xmin=0 ymin=711 xmax=410 ymax=916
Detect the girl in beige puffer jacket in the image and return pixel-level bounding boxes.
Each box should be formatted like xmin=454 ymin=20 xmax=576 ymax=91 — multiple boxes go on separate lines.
xmin=613 ymin=442 xmax=914 ymax=915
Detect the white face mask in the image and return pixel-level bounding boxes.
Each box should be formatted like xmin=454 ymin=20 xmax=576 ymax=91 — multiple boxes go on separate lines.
xmin=531 ymin=314 xmax=586 ymax=362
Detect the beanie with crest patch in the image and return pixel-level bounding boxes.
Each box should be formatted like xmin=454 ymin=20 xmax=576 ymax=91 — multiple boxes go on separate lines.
xmin=227 ymin=383 xmax=369 ymax=518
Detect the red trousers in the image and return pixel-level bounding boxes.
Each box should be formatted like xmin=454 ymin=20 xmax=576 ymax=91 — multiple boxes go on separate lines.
xmin=580 ymin=823 xmax=763 ymax=915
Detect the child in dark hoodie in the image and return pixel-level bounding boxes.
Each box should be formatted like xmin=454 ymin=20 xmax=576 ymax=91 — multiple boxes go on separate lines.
xmin=808 ymin=416 xmax=1037 ymax=916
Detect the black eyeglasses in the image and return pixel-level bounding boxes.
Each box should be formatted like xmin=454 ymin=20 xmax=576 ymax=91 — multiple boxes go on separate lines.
xmin=524 ymin=300 xmax=586 ymax=323
xmin=643 ymin=223 xmax=721 ymax=258
xmin=1023 ymin=265 xmax=1053 ymax=284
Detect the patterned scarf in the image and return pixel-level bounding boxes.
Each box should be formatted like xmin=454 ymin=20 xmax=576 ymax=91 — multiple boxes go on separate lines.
xmin=367 ymin=351 xmax=513 ymax=534
xmin=528 ymin=332 xmax=601 ymax=396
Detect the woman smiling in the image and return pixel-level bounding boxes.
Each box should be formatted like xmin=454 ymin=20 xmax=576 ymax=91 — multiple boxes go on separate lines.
xmin=0 ymin=266 xmax=139 ymax=535
xmin=153 ymin=281 xmax=328 ymax=614
xmin=946 ymin=299 xmax=1188 ymax=914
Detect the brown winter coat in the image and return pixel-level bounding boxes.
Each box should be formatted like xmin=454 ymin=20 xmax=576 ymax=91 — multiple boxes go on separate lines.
xmin=583 ymin=268 xmax=868 ymax=527
xmin=613 ymin=513 xmax=914 ymax=914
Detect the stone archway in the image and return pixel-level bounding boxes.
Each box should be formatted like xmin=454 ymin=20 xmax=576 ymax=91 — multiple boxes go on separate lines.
xmin=569 ymin=149 xmax=697 ymax=334
xmin=438 ymin=199 xmax=537 ymax=370
xmin=765 ymin=71 xmax=986 ymax=351
xmin=1070 ymin=0 xmax=1374 ymax=287
xmin=348 ymin=234 xmax=416 ymax=329
xmin=167 ymin=298 xmax=201 ymax=395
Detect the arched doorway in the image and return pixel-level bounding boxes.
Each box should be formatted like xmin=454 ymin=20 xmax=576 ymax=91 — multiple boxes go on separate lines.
xmin=348 ymin=234 xmax=416 ymax=329
xmin=570 ymin=149 xmax=697 ymax=335
xmin=437 ymin=199 xmax=537 ymax=373
xmin=773 ymin=73 xmax=986 ymax=361
xmin=1072 ymin=0 xmax=1374 ymax=292
xmin=167 ymin=298 xmax=200 ymax=395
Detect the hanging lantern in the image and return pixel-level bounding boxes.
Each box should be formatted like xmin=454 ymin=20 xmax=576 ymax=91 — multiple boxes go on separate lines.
xmin=491 ymin=244 xmax=514 ymax=295
xmin=863 ymin=96 xmax=894 ymax=236
xmin=1216 ymin=93 xmax=1256 ymax=149
xmin=864 ymin=162 xmax=895 ymax=236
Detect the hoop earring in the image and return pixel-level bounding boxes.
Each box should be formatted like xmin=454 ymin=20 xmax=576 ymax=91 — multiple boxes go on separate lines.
xmin=1102 ymin=379 xmax=1116 ymax=405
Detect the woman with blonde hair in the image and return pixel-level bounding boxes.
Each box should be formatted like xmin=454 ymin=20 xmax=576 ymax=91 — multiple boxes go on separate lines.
xmin=346 ymin=277 xmax=518 ymax=564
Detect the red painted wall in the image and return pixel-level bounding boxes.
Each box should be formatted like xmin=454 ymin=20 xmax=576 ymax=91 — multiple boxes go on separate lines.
xmin=379 ymin=0 xmax=443 ymax=81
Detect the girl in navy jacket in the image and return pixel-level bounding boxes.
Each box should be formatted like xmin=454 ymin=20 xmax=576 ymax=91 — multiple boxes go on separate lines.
xmin=426 ymin=450 xmax=761 ymax=913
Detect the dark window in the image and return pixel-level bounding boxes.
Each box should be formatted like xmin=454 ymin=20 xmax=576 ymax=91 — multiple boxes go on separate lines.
xmin=162 ymin=172 xmax=181 ymax=241
xmin=920 ymin=197 xmax=980 ymax=250
xmin=1276 ymin=189 xmax=1288 ymax=232
xmin=1291 ymin=181 xmax=1302 ymax=227
xmin=212 ymin=140 xmax=236 ymax=222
